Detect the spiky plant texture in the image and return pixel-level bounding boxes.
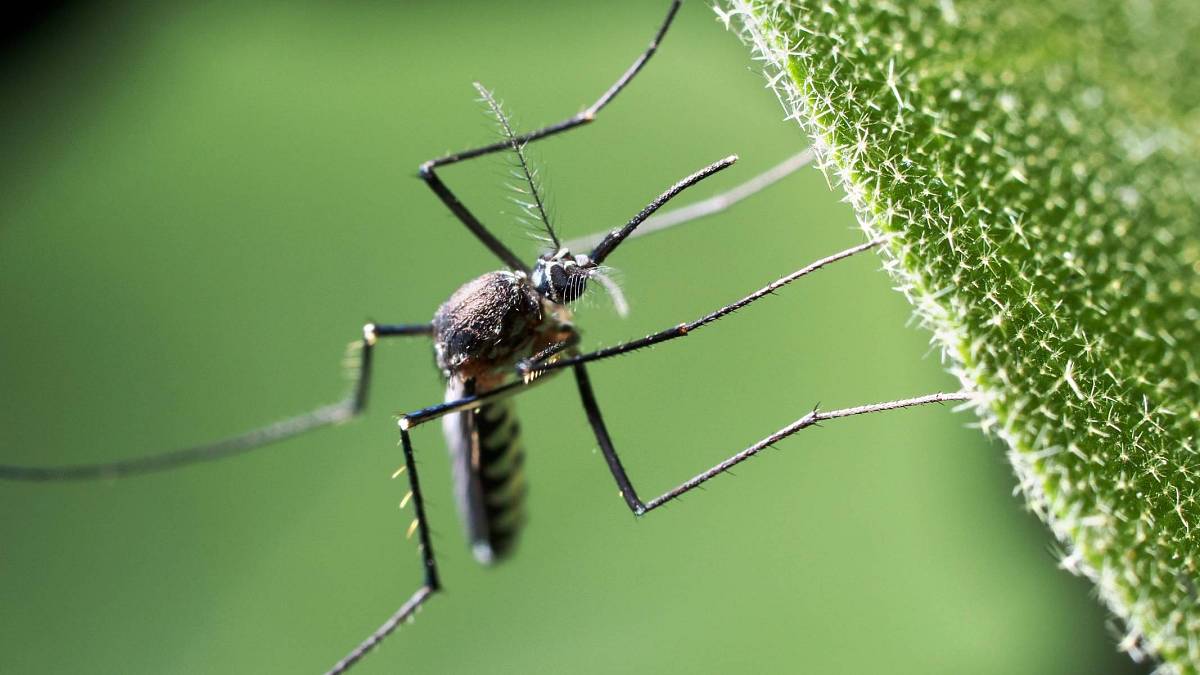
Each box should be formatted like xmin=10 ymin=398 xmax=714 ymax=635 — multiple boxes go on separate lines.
xmin=725 ymin=0 xmax=1200 ymax=671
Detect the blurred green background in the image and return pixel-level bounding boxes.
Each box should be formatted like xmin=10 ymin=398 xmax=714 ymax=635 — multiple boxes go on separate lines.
xmin=0 ymin=2 xmax=1149 ymax=674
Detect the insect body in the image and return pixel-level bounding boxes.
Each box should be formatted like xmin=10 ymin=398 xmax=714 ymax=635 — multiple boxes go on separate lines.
xmin=0 ymin=2 xmax=970 ymax=673
xmin=433 ymin=268 xmax=575 ymax=563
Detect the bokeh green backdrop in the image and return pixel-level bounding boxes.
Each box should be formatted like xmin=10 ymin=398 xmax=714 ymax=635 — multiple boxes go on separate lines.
xmin=0 ymin=2 xmax=1149 ymax=674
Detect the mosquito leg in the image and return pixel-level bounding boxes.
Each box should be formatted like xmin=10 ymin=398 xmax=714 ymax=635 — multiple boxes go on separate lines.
xmin=424 ymin=0 xmax=679 ymax=169
xmin=325 ymin=427 xmax=440 ymax=675
xmin=328 ymin=371 xmax=562 ymax=671
xmin=638 ymin=393 xmax=973 ymax=512
xmin=398 ymin=372 xmax=556 ymax=431
xmin=352 ymin=323 xmax=433 ymax=413
xmin=573 ymin=363 xmax=645 ymax=513
xmin=573 ymin=362 xmax=972 ymax=515
xmin=527 ymin=238 xmax=886 ymax=377
xmin=0 ymin=322 xmax=432 ymax=482
xmin=418 ymin=0 xmax=683 ymax=270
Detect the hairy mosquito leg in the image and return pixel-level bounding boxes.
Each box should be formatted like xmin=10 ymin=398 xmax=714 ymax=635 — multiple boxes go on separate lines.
xmin=418 ymin=0 xmax=682 ymax=270
xmin=0 ymin=322 xmax=432 ymax=482
xmin=639 ymin=392 xmax=973 ymax=511
xmin=330 ymin=370 xmax=569 ymax=670
xmin=326 ymin=427 xmax=441 ymax=675
xmin=573 ymin=362 xmax=972 ymax=515
xmin=528 ymin=238 xmax=886 ymax=377
xmin=423 ymin=0 xmax=679 ymax=168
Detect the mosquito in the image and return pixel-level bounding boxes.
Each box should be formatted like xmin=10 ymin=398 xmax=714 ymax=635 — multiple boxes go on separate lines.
xmin=0 ymin=1 xmax=970 ymax=673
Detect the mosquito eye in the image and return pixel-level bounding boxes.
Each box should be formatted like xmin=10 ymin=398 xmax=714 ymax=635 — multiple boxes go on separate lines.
xmin=548 ymin=265 xmax=568 ymax=299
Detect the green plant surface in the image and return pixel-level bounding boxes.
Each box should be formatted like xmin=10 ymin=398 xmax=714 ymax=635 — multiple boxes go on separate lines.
xmin=728 ymin=0 xmax=1200 ymax=670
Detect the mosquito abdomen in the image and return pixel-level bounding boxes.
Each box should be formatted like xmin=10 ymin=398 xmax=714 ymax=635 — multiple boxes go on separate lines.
xmin=473 ymin=400 xmax=527 ymax=560
xmin=443 ymin=381 xmax=527 ymax=565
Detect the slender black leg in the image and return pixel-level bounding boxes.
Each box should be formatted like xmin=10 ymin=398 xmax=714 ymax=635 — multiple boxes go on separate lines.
xmin=351 ymin=323 xmax=433 ymax=413
xmin=530 ymin=238 xmax=886 ymax=377
xmin=418 ymin=0 xmax=683 ymax=271
xmin=574 ymin=363 xmax=645 ymax=513
xmin=399 ymin=371 xmax=556 ymax=432
xmin=325 ymin=428 xmax=441 ymax=675
xmin=0 ymin=322 xmax=432 ymax=481
xmin=327 ymin=371 xmax=568 ymax=670
xmin=573 ymin=362 xmax=971 ymax=515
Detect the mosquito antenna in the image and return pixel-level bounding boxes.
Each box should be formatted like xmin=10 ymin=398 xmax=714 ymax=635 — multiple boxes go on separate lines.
xmin=590 ymin=155 xmax=737 ymax=264
xmin=474 ymin=82 xmax=561 ymax=249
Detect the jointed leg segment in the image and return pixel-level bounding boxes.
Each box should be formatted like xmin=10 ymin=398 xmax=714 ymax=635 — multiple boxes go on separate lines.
xmin=326 ymin=368 xmax=563 ymax=673
xmin=331 ymin=6 xmax=687 ymax=666
xmin=417 ymin=1 xmax=683 ymax=271
xmin=0 ymin=321 xmax=432 ymax=481
xmin=527 ymin=238 xmax=887 ymax=378
xmin=325 ymin=428 xmax=440 ymax=675
xmin=574 ymin=362 xmax=970 ymax=516
xmin=354 ymin=323 xmax=435 ymax=413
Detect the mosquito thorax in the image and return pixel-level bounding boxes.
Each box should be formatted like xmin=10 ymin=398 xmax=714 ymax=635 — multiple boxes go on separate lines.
xmin=431 ymin=270 xmax=571 ymax=382
xmin=531 ymin=249 xmax=594 ymax=304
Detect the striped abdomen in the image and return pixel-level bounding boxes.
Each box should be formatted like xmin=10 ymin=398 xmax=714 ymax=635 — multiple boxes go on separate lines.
xmin=443 ymin=379 xmax=527 ymax=565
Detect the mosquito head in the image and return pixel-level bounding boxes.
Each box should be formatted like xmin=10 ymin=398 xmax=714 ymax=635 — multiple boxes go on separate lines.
xmin=531 ymin=248 xmax=596 ymax=304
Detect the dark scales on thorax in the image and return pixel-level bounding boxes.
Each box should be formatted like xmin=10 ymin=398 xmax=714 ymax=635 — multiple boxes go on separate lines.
xmin=434 ymin=271 xmax=553 ymax=383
